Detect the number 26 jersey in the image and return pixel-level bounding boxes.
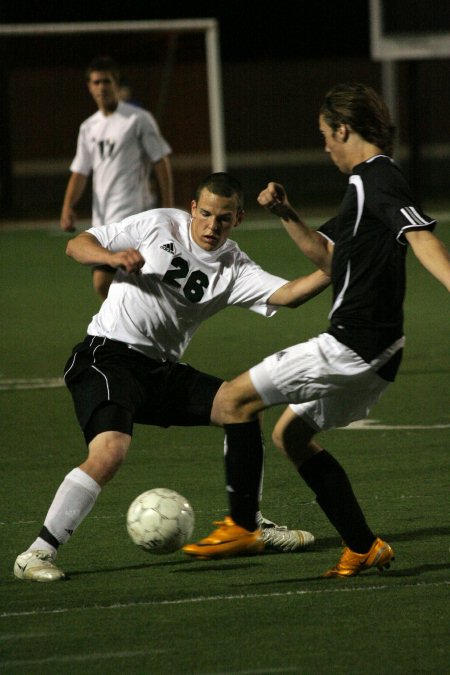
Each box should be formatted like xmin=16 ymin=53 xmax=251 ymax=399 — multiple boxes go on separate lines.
xmin=86 ymin=208 xmax=288 ymax=362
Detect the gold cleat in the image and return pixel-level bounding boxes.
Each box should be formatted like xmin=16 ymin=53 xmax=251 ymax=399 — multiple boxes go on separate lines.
xmin=183 ymin=516 xmax=265 ymax=560
xmin=323 ymin=537 xmax=394 ymax=578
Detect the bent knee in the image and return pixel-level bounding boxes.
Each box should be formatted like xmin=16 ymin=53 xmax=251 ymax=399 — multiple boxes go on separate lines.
xmin=272 ymin=413 xmax=319 ymax=466
xmin=85 ymin=432 xmax=130 ymax=484
xmin=212 ymin=378 xmax=263 ymax=424
xmin=214 ymin=381 xmax=241 ymax=415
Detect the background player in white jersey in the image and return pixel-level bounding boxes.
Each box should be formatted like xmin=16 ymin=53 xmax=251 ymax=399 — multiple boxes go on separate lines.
xmin=14 ymin=172 xmax=330 ymax=582
xmin=185 ymin=83 xmax=450 ymax=576
xmin=60 ymin=56 xmax=174 ymax=299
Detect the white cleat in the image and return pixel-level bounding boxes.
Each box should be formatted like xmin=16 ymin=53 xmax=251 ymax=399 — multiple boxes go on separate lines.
xmin=257 ymin=512 xmax=315 ymax=552
xmin=14 ymin=550 xmax=65 ymax=582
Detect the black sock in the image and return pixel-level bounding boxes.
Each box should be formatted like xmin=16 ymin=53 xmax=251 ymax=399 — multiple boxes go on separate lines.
xmin=38 ymin=525 xmax=61 ymax=550
xmin=299 ymin=450 xmax=375 ymax=553
xmin=224 ymin=421 xmax=264 ymax=531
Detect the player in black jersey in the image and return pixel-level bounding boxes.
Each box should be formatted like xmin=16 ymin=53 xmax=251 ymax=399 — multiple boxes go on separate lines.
xmin=185 ymin=82 xmax=450 ymax=576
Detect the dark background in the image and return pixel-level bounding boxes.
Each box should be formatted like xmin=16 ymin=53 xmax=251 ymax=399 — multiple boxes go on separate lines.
xmin=0 ymin=2 xmax=371 ymax=61
xmin=1 ymin=2 xmax=448 ymax=216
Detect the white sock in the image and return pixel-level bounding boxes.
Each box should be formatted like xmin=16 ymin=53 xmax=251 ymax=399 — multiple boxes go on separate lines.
xmin=29 ymin=467 xmax=101 ymax=551
xmin=28 ymin=537 xmax=57 ymax=556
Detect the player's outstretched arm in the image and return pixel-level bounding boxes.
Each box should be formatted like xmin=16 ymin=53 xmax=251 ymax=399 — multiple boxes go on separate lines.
xmin=268 ymin=269 xmax=331 ymax=308
xmin=405 ymin=229 xmax=450 ymax=291
xmin=66 ymin=232 xmax=145 ymax=274
xmin=258 ymin=182 xmax=332 ymax=273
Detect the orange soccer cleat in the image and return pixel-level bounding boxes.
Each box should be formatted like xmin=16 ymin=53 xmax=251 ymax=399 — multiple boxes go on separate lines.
xmin=323 ymin=537 xmax=395 ymax=578
xmin=183 ymin=516 xmax=265 ymax=560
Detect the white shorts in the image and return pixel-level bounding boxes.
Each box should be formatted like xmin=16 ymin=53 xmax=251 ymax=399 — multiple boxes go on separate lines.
xmin=249 ymin=333 xmax=404 ymax=431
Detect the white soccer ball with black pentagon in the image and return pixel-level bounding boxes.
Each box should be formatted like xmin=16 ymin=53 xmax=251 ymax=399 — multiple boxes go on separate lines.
xmin=126 ymin=488 xmax=195 ymax=554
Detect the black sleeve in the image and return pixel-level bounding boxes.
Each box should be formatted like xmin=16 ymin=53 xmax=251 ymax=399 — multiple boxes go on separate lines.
xmin=363 ymin=161 xmax=436 ymax=244
xmin=317 ymin=216 xmax=337 ymax=243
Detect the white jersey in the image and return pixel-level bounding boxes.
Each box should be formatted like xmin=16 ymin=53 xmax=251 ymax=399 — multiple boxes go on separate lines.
xmin=70 ymin=101 xmax=172 ymax=226
xmin=87 ymin=208 xmax=288 ymax=362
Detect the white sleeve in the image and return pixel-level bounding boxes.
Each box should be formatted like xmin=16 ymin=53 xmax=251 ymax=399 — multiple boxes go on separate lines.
xmin=228 ymin=253 xmax=288 ymax=317
xmin=87 ymin=214 xmax=155 ymax=252
xmin=69 ymin=125 xmax=92 ymax=176
xmin=139 ymin=110 xmax=172 ymax=162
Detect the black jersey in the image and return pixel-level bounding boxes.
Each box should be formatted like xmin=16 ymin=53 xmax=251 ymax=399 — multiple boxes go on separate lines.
xmin=320 ymin=155 xmax=436 ymax=367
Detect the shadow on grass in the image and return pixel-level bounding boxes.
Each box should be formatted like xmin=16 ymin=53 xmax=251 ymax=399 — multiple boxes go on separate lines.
xmin=387 ymin=563 xmax=450 ymax=577
xmin=66 ymin=557 xmax=264 ymax=579
xmin=383 ymin=525 xmax=450 ymax=541
xmin=312 ymin=526 xmax=450 ymax=551
xmin=234 ymin=561 xmax=450 ymax=587
xmin=65 ymin=525 xmax=449 ymax=580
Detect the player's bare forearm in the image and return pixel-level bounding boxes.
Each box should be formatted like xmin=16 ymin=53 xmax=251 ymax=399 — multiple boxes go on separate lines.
xmin=60 ymin=173 xmax=88 ymax=232
xmin=258 ymin=182 xmax=332 ymax=273
xmin=269 ymin=269 xmax=331 ymax=307
xmin=66 ymin=233 xmax=113 ymax=266
xmin=65 ymin=232 xmax=145 ymax=274
xmin=277 ymin=212 xmax=332 ymax=273
xmin=406 ymin=229 xmax=450 ymax=291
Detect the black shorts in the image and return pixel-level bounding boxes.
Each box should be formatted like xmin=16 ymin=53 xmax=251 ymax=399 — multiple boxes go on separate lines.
xmin=64 ymin=336 xmax=223 ymax=444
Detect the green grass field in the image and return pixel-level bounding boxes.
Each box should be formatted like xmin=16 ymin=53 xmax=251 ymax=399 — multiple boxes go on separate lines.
xmin=1 ymin=218 xmax=449 ymax=674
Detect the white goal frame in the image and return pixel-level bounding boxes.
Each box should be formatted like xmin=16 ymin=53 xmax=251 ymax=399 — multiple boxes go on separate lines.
xmin=0 ymin=19 xmax=227 ymax=172
xmin=369 ymin=0 xmax=450 ymax=60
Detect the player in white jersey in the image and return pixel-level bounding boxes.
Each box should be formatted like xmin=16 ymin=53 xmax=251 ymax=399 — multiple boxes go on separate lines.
xmin=14 ymin=172 xmax=330 ymax=582
xmin=60 ymin=56 xmax=174 ymax=300
xmin=86 ymin=207 xmax=292 ymax=361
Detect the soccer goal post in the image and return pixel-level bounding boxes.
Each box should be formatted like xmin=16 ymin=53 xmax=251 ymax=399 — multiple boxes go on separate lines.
xmin=0 ymin=19 xmax=226 ymax=214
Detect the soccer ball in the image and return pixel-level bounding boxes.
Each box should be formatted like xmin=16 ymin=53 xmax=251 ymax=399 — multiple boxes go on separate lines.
xmin=126 ymin=488 xmax=195 ymax=554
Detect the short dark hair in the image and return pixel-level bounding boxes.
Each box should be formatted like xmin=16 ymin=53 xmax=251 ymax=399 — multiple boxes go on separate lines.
xmin=195 ymin=172 xmax=244 ymax=211
xmin=320 ymin=82 xmax=395 ymax=156
xmin=86 ymin=56 xmax=120 ymax=83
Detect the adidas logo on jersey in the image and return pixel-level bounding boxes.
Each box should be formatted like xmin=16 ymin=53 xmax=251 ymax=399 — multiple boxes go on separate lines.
xmin=160 ymin=242 xmax=175 ymax=254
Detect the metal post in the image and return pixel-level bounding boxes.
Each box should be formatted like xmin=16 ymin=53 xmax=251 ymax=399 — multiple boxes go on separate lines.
xmin=205 ymin=22 xmax=227 ymax=172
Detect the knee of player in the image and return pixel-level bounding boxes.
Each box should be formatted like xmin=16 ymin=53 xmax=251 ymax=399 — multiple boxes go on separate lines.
xmin=86 ymin=434 xmax=129 ymax=482
xmin=212 ymin=381 xmax=255 ymax=423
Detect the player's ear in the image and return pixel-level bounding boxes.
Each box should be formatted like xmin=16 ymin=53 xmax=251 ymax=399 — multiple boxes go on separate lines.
xmin=338 ymin=124 xmax=350 ymax=142
xmin=235 ymin=209 xmax=245 ymax=227
xmin=190 ymin=200 xmax=197 ymax=215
